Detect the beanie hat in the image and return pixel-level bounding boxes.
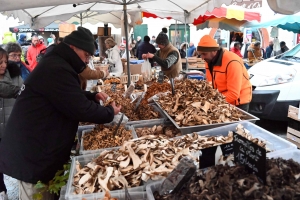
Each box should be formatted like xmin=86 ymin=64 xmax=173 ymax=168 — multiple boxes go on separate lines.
xmin=197 ymin=35 xmax=220 ymax=52
xmin=64 ymin=27 xmax=95 ymax=55
xmin=105 ymin=38 xmax=116 ymax=48
xmin=156 ymin=28 xmax=169 ymax=46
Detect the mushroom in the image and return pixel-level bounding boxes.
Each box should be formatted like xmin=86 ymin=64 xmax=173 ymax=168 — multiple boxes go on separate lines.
xmin=125 ymin=142 xmax=142 ymax=170
xmin=98 ymin=167 xmax=114 ymax=192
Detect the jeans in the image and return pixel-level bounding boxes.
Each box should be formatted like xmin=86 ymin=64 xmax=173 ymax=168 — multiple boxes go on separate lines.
xmin=237 ymin=103 xmax=250 ymax=112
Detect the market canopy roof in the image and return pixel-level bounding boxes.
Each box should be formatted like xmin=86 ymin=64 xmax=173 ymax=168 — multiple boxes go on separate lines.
xmin=1 ymin=0 xmax=248 ymax=29
xmin=267 ymin=0 xmax=300 ymax=15
xmin=9 ymin=22 xmax=60 ymax=33
xmin=242 ymin=14 xmax=300 ymax=33
xmin=194 ymin=6 xmax=261 ymax=31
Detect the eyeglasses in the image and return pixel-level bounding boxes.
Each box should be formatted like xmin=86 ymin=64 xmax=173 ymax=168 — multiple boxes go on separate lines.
xmin=9 ymin=54 xmax=22 ymax=58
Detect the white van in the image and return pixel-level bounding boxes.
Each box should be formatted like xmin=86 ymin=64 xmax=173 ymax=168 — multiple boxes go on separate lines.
xmin=248 ymin=44 xmax=300 ymax=121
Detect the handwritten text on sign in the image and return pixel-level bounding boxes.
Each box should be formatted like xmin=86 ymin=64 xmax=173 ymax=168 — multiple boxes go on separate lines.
xmin=233 ymin=132 xmax=266 ymax=183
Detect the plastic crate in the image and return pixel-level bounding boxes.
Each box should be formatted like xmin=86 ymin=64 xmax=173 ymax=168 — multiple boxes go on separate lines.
xmin=187 ymin=75 xmax=204 ymax=80
xmin=146 ymin=180 xmax=164 ymax=200
xmin=79 ymin=126 xmax=136 ymax=155
xmin=65 ymin=153 xmax=146 ymax=200
xmin=120 ymin=74 xmax=140 ymax=84
xmin=268 ymin=149 xmax=300 ymax=163
xmin=196 ymin=121 xmax=297 ymax=156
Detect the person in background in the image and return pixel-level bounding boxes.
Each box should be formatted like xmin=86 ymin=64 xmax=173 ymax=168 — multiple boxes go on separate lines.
xmin=179 ymin=43 xmax=187 ymax=58
xmin=276 ymin=41 xmax=289 ymax=55
xmin=129 ymin=39 xmax=136 ymax=57
xmin=47 ymin=38 xmax=54 ymax=46
xmin=247 ymin=41 xmax=263 ymax=63
xmin=0 ymin=27 xmax=121 ymax=200
xmin=265 ymin=40 xmax=274 ymax=59
xmin=27 ymin=35 xmax=47 ymax=72
xmin=132 ymin=36 xmax=142 ymax=56
xmin=136 ymin=36 xmax=156 ymax=67
xmin=197 ymin=35 xmax=252 ymax=111
xmin=187 ymin=42 xmax=196 ymax=57
xmin=142 ymin=28 xmax=182 ymax=79
xmin=45 ymin=37 xmax=65 ymax=55
xmin=231 ymin=42 xmax=243 ymax=58
xmin=50 ymin=33 xmax=56 ymax=44
xmin=119 ymin=43 xmax=126 ymax=58
xmin=104 ymin=38 xmax=123 ymax=76
xmin=150 ymin=36 xmax=157 ymax=48
xmin=2 ymin=32 xmax=16 ymax=45
xmin=0 ymin=47 xmax=23 ymax=200
xmin=57 ymin=37 xmax=64 ymax=44
xmin=38 ymin=35 xmax=45 ymax=45
xmin=17 ymin=34 xmax=28 ymax=46
xmin=230 ymin=36 xmax=237 ymax=49
xmin=4 ymin=42 xmax=30 ymax=81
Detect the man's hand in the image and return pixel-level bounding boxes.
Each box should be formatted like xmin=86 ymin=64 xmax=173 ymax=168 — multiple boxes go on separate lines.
xmin=111 ymin=102 xmax=121 ymax=115
xmin=142 ymin=54 xmax=147 ymax=59
xmin=95 ymin=92 xmax=108 ymax=102
xmin=147 ymin=52 xmax=154 ymax=59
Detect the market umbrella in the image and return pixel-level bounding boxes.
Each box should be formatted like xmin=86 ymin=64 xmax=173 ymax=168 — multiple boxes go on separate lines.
xmin=242 ymin=14 xmax=300 ymax=34
xmin=194 ymin=6 xmax=261 ymax=31
xmin=1 ymin=0 xmax=247 ymax=85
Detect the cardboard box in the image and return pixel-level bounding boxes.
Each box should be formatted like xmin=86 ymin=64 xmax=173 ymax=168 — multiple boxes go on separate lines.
xmin=97 ymin=27 xmax=111 ymax=36
xmin=59 ymin=24 xmax=76 ymax=37
xmin=124 ymin=63 xmax=142 ymax=75
xmin=287 ymin=105 xmax=300 ymax=148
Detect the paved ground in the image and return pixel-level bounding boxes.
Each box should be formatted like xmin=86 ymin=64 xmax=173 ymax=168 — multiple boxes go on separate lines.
xmin=3 ymin=119 xmax=291 ymax=200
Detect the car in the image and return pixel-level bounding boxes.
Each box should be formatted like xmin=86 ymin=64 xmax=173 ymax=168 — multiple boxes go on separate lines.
xmin=248 ymin=44 xmax=300 ymax=121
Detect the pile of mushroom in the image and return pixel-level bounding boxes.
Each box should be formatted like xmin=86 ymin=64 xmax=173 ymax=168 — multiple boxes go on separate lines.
xmin=73 ymin=132 xmax=234 ymax=194
xmin=82 ymin=125 xmax=133 ymax=151
xmin=142 ymin=82 xmax=171 ymax=105
xmin=157 ymin=79 xmax=246 ymax=127
xmin=135 ymin=124 xmax=181 ymax=138
xmin=154 ymin=158 xmax=300 ymax=200
xmin=104 ymin=92 xmax=160 ymax=121
xmin=235 ymin=124 xmax=271 ymax=152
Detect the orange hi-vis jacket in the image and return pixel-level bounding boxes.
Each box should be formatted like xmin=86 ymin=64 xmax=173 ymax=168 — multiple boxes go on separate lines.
xmin=205 ymin=49 xmax=252 ymax=106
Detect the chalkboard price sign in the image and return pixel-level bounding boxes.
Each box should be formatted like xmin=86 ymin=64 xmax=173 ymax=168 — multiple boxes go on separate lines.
xmin=199 ymin=142 xmax=234 ymax=169
xmin=158 ymin=71 xmax=164 ymax=83
xmin=233 ymin=132 xmax=266 ymax=183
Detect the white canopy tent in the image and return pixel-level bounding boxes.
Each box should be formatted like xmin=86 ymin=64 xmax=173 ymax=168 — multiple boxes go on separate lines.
xmin=0 ymin=0 xmax=245 ymax=85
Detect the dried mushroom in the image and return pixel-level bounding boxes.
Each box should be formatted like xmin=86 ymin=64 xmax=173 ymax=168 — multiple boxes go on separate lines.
xmin=154 ymin=158 xmax=300 ymax=200
xmin=135 ymin=124 xmax=181 ymax=138
xmin=142 ymin=82 xmax=171 ymax=105
xmin=104 ymin=78 xmax=121 ymax=84
xmin=79 ymin=122 xmax=95 ymax=126
xmin=82 ymin=125 xmax=133 ymax=150
xmin=157 ymin=79 xmax=246 ymax=127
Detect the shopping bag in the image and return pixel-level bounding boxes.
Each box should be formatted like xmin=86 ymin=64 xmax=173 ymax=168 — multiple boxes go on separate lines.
xmin=141 ymin=59 xmax=152 ymax=82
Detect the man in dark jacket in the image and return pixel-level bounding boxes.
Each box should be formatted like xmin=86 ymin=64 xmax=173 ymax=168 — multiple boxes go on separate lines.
xmin=265 ymin=40 xmax=273 ymax=58
xmin=0 ymin=27 xmax=121 ymax=200
xmin=136 ymin=36 xmax=156 ymax=66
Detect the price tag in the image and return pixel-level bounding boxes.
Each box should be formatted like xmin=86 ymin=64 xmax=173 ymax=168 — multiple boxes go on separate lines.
xmin=199 ymin=142 xmax=234 ymax=169
xmin=233 ymin=132 xmax=266 ymax=183
xmin=158 ymin=71 xmax=164 ymax=83
xmin=111 ymin=83 xmax=117 ymax=92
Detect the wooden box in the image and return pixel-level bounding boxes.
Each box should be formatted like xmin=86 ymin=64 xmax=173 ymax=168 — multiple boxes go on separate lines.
xmin=59 ymin=24 xmax=76 ymax=37
xmin=287 ymin=105 xmax=300 ymax=147
xmin=124 ymin=63 xmax=142 ymax=75
xmin=97 ymin=27 xmax=111 ymax=36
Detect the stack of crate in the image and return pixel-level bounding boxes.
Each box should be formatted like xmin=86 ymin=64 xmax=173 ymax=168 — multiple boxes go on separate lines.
xmin=287 ymin=105 xmax=300 ymax=148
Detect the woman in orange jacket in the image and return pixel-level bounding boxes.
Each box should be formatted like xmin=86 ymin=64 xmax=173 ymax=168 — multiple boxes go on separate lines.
xmin=197 ymin=35 xmax=252 ymax=111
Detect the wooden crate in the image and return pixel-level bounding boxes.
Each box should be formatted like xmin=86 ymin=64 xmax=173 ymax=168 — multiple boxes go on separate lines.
xmin=287 ymin=105 xmax=300 ymax=148
xmin=59 ymin=24 xmax=76 ymax=37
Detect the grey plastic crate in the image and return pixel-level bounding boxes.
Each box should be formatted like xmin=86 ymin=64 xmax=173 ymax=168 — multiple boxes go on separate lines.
xmin=268 ymin=149 xmax=300 ymax=163
xmin=196 ymin=121 xmax=297 ymax=156
xmin=146 ymin=180 xmax=164 ymax=200
xmin=130 ymin=118 xmax=182 ymax=138
xmin=65 ymin=153 xmax=147 ymax=200
xmin=79 ymin=126 xmax=136 ymax=155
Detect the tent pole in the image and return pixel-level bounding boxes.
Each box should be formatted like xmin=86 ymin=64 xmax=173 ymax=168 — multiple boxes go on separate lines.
xmin=80 ymin=13 xmax=83 ymax=26
xmin=123 ymin=3 xmax=131 ymax=86
xmin=175 ymin=20 xmax=177 ymax=47
xmin=184 ymin=11 xmax=188 ymax=70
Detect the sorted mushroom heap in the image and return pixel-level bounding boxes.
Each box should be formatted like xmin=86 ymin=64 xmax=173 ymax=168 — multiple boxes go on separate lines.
xmin=235 ymin=124 xmax=271 ymax=152
xmin=73 ymin=131 xmax=235 ymax=194
xmin=104 ymin=77 xmax=121 ymax=85
xmin=82 ymin=125 xmax=133 ymax=151
xmin=157 ymin=79 xmax=246 ymax=127
xmin=154 ymin=157 xmax=300 ymax=200
xmin=104 ymin=92 xmax=160 ymax=121
xmin=135 ymin=124 xmax=181 ymax=138
xmin=142 ymin=82 xmax=171 ymax=105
